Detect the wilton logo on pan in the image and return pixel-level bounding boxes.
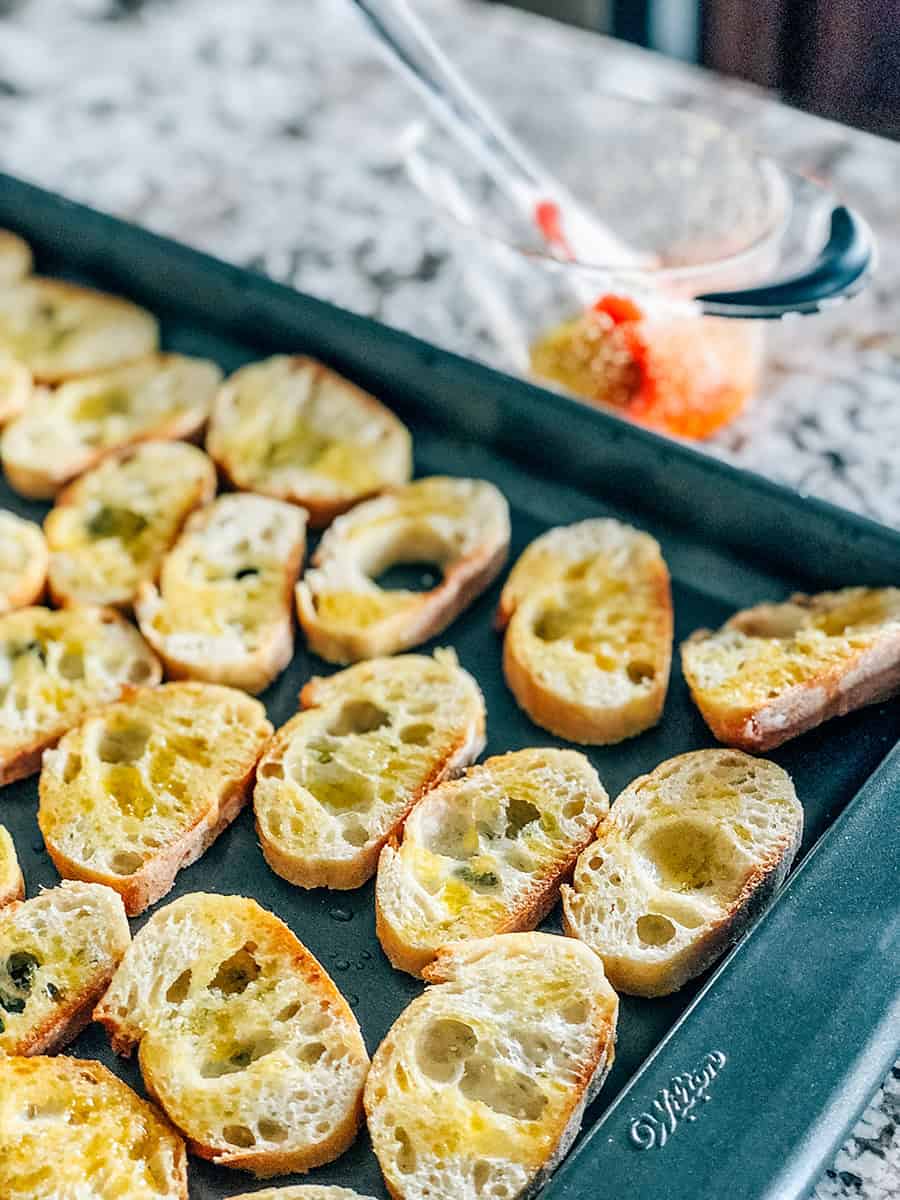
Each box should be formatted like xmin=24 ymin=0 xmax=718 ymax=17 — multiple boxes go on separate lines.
xmin=628 ymin=1050 xmax=727 ymax=1150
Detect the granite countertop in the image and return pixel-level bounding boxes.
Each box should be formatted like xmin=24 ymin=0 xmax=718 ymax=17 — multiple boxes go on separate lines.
xmin=0 ymin=1 xmax=897 ymax=1196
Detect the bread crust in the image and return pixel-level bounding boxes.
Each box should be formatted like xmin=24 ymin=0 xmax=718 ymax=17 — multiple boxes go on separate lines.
xmin=256 ymin=653 xmax=486 ymax=890
xmin=0 ymin=606 xmax=162 ymax=787
xmin=39 ymin=683 xmax=273 ymax=915
xmin=375 ymin=748 xmax=608 ymax=977
xmin=0 ymin=276 xmax=158 ymax=385
xmin=45 ymin=441 xmax=218 ymax=609
xmin=135 ymin=494 xmax=306 ymax=694
xmin=0 ymin=228 xmax=32 ymax=284
xmin=0 ymin=512 xmax=48 ymax=613
xmin=497 ymin=519 xmax=673 ymax=745
xmin=94 ymin=892 xmax=370 ymax=1177
xmin=1 ymin=352 xmax=218 ymax=499
xmin=208 ymin=355 xmax=412 ymax=527
xmin=0 ymin=881 xmax=130 ymax=1055
xmin=297 ymin=477 xmax=511 ymax=664
xmin=682 ymin=590 xmax=900 ymax=751
xmin=0 ymin=1055 xmax=188 ymax=1199
xmin=0 ymin=355 xmax=32 ymax=425
xmin=365 ymin=933 xmax=618 ymax=1200
xmin=0 ymin=826 xmax=24 ymax=908
xmin=561 ymin=749 xmax=803 ymax=996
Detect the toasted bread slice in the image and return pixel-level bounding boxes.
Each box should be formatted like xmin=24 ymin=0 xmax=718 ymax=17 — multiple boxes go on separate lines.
xmin=0 ymin=229 xmax=32 ymax=285
xmin=0 ymin=880 xmax=129 ymax=1054
xmin=681 ymin=587 xmax=900 ymax=751
xmin=365 ymin=932 xmax=618 ymax=1200
xmin=207 ymin=355 xmax=413 ymax=527
xmin=297 ymin=477 xmax=511 ymax=664
xmin=255 ymin=649 xmax=486 ymax=890
xmin=45 ymin=441 xmax=217 ymax=609
xmin=0 ymin=825 xmax=24 ymax=907
xmin=135 ymin=494 xmax=307 ymax=694
xmin=562 ymin=749 xmax=802 ymax=996
xmin=0 ymin=512 xmax=48 ymax=613
xmin=1 ymin=352 xmax=221 ymax=499
xmin=229 ymin=1190 xmax=376 ymax=1200
xmin=0 ymin=605 xmax=161 ymax=787
xmin=0 ymin=275 xmax=157 ymax=384
xmin=95 ymin=892 xmax=370 ymax=1176
xmin=0 ymin=354 xmax=31 ymax=425
xmin=0 ymin=1055 xmax=187 ymax=1199
xmin=496 ymin=519 xmax=673 ymax=744
xmin=39 ymin=683 xmax=273 ymax=915
xmin=375 ymin=748 xmax=608 ymax=976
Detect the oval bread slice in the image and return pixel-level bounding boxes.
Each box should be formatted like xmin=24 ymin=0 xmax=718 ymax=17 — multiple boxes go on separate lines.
xmin=0 ymin=825 xmax=24 ymax=908
xmin=94 ymin=892 xmax=371 ymax=1177
xmin=0 ymin=605 xmax=161 ymax=787
xmin=375 ymin=748 xmax=609 ymax=976
xmin=0 ymin=275 xmax=157 ymax=383
xmin=255 ymin=649 xmax=486 ymax=890
xmin=207 ymin=355 xmax=413 ymax=527
xmin=0 ymin=511 xmax=48 ymax=613
xmin=365 ymin=932 xmax=619 ymax=1200
xmin=39 ymin=682 xmax=273 ymax=916
xmin=135 ymin=493 xmax=307 ymax=694
xmin=0 ymin=229 xmax=32 ymax=284
xmin=0 ymin=354 xmax=31 ymax=425
xmin=297 ymin=476 xmax=511 ymax=664
xmin=0 ymin=1054 xmax=188 ymax=1199
xmin=682 ymin=587 xmax=900 ymax=751
xmin=497 ymin=518 xmax=673 ymax=744
xmin=0 ymin=880 xmax=129 ymax=1055
xmin=45 ymin=441 xmax=217 ymax=608
xmin=562 ymin=749 xmax=803 ymax=996
xmin=1 ymin=351 xmax=221 ymax=499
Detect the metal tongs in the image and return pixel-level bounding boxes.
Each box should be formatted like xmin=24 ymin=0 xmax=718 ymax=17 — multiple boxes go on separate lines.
xmin=350 ymin=0 xmax=874 ymax=319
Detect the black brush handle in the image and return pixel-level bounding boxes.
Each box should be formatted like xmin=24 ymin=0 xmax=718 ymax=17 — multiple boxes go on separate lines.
xmin=698 ymin=204 xmax=875 ymax=318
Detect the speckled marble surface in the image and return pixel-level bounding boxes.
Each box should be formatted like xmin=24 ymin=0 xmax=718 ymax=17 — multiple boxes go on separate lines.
xmin=0 ymin=1 xmax=897 ymax=1197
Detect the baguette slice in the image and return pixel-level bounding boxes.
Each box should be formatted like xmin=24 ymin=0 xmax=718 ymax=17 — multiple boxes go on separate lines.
xmin=1 ymin=351 xmax=221 ymax=499
xmin=0 ymin=825 xmax=24 ymax=907
xmin=45 ymin=440 xmax=217 ymax=608
xmin=497 ymin=518 xmax=673 ymax=744
xmin=0 ymin=1055 xmax=187 ymax=1199
xmin=229 ymin=1190 xmax=376 ymax=1200
xmin=0 ymin=275 xmax=157 ymax=383
xmin=297 ymin=476 xmax=511 ymax=664
xmin=135 ymin=494 xmax=307 ymax=694
xmin=0 ymin=880 xmax=129 ymax=1054
xmin=376 ymin=748 xmax=609 ymax=976
xmin=0 ymin=605 xmax=161 ymax=787
xmin=94 ymin=892 xmax=371 ymax=1177
xmin=207 ymin=355 xmax=413 ymax=527
xmin=0 ymin=229 xmax=32 ymax=284
xmin=39 ymin=682 xmax=273 ymax=915
xmin=0 ymin=511 xmax=48 ymax=613
xmin=365 ymin=932 xmax=618 ymax=1200
xmin=682 ymin=587 xmax=900 ymax=751
xmin=0 ymin=354 xmax=31 ymax=425
xmin=562 ymin=749 xmax=803 ymax=996
xmin=255 ymin=649 xmax=486 ymax=890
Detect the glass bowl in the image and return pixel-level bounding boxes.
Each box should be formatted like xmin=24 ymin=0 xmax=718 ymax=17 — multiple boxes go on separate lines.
xmin=402 ymin=93 xmax=835 ymax=437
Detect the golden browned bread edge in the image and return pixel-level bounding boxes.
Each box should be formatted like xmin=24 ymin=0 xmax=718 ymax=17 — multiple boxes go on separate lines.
xmin=46 ymin=445 xmax=217 ymax=609
xmin=209 ymin=356 xmax=411 ymax=529
xmin=374 ymin=821 xmax=601 ymax=979
xmin=681 ymin=622 xmax=900 ymax=752
xmin=134 ymin=508 xmax=305 ymax=695
xmin=298 ymin=537 xmax=509 ymax=665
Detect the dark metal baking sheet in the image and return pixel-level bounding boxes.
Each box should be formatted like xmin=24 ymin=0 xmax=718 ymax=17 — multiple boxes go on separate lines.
xmin=0 ymin=173 xmax=897 ymax=1200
